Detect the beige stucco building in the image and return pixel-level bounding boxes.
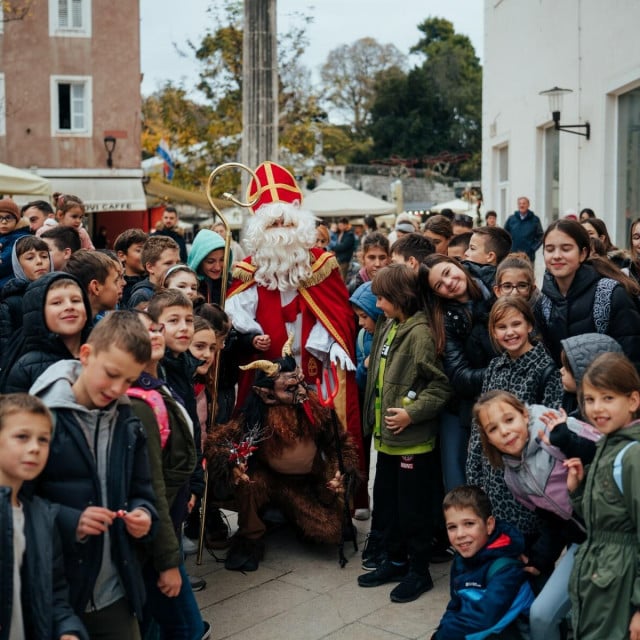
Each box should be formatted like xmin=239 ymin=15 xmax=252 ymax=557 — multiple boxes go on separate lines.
xmin=482 ymin=0 xmax=640 ymax=245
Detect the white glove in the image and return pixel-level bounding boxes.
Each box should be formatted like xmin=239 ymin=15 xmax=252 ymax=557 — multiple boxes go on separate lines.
xmin=329 ymin=342 xmax=356 ymax=371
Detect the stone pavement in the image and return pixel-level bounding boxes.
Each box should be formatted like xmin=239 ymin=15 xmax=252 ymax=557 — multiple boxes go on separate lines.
xmin=187 ymin=512 xmax=451 ymax=640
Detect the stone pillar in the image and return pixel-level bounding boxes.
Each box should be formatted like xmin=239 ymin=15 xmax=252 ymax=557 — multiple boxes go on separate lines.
xmin=242 ymin=0 xmax=278 ymax=184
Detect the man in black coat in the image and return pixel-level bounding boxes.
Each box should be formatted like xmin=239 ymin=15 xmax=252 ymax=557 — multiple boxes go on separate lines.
xmin=154 ymin=206 xmax=188 ymax=263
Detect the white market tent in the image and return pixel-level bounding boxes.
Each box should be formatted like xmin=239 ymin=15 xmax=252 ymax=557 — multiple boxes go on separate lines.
xmin=303 ymin=178 xmax=396 ymax=218
xmin=0 ymin=162 xmax=51 ymax=196
xmin=430 ymin=198 xmax=478 ymax=215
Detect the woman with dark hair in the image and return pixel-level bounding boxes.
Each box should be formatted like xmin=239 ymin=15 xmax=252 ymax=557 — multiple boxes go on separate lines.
xmin=625 ymin=217 xmax=640 ymax=284
xmin=363 ymin=214 xmax=377 ymax=235
xmin=581 ymin=217 xmax=628 ymax=268
xmin=422 ymin=254 xmax=497 ymax=492
xmin=579 ymin=207 xmax=596 ymax=222
xmin=423 ymin=215 xmax=454 ymax=256
xmin=534 ymin=219 xmax=640 ymax=371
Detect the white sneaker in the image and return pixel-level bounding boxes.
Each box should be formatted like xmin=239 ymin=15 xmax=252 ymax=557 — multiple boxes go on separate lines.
xmin=182 ymin=535 xmax=198 ymax=556
xmin=354 ymin=508 xmax=371 ymax=521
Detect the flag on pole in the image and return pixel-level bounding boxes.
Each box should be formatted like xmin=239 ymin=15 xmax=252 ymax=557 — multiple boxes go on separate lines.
xmin=155 ymin=139 xmax=175 ymax=180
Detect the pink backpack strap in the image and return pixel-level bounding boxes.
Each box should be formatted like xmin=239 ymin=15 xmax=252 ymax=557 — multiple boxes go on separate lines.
xmin=127 ymin=388 xmax=171 ymax=448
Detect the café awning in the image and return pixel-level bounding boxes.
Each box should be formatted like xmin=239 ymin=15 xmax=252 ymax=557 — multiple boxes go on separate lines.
xmin=144 ymin=178 xmax=232 ymax=211
xmin=0 ymin=162 xmax=51 ymax=196
xmin=46 ymin=173 xmax=147 ymax=212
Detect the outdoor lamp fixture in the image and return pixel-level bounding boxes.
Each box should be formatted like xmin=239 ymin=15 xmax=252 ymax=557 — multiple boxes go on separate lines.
xmin=103 ymin=135 xmax=116 ymax=168
xmin=539 ymin=87 xmax=591 ymax=140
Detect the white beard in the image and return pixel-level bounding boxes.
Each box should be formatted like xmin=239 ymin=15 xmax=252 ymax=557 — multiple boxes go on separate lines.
xmin=244 ymin=202 xmax=318 ymax=292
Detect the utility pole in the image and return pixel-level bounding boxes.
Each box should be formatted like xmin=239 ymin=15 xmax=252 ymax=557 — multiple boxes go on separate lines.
xmin=241 ymin=0 xmax=278 ymax=184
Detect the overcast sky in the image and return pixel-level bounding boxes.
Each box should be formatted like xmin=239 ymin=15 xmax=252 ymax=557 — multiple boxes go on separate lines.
xmin=139 ymin=0 xmax=484 ymax=98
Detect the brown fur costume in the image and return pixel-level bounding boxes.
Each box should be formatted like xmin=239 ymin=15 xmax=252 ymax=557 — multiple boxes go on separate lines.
xmin=205 ymin=393 xmax=360 ymax=544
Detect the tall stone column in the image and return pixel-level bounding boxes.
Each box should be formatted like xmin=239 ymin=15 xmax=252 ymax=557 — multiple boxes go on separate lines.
xmin=242 ymin=0 xmax=278 ymax=183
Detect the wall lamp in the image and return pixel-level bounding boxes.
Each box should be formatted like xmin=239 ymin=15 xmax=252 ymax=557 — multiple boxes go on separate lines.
xmin=104 ymin=135 xmax=117 ymax=168
xmin=539 ymin=87 xmax=590 ymax=140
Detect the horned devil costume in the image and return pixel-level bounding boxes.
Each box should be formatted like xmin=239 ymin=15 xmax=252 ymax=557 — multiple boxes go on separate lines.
xmin=205 ymin=339 xmax=360 ymax=572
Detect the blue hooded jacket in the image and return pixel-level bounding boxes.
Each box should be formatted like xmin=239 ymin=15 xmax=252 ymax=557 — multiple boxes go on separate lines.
xmin=349 ymin=281 xmax=383 ymax=389
xmin=434 ymin=519 xmax=534 ymax=640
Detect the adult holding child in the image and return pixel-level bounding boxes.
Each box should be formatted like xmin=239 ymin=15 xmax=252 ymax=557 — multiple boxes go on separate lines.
xmin=35 ymin=193 xmax=95 ymax=250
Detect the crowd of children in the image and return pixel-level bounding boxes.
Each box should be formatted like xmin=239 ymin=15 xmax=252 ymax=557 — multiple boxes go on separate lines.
xmin=2 ymin=190 xmax=640 ymax=639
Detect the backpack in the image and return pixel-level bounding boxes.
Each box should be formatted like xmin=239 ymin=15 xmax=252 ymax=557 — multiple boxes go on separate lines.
xmin=613 ymin=441 xmax=639 ymax=494
xmin=127 ymin=387 xmax=171 ymax=448
xmin=538 ymin=277 xmax=618 ymax=333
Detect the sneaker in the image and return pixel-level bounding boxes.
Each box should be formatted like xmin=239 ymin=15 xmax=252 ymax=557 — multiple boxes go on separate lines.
xmin=201 ymin=621 xmax=211 ymax=640
xmin=361 ymin=530 xmax=384 ymax=571
xmin=182 ymin=535 xmax=198 ymax=556
xmin=354 ymin=508 xmax=371 ymax=521
xmin=389 ymin=569 xmax=434 ymax=603
xmin=357 ymin=559 xmax=408 ymax=588
xmin=188 ymin=574 xmax=206 ymax=592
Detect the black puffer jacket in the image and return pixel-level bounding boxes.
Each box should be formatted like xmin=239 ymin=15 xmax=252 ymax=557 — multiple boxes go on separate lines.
xmin=442 ymin=288 xmax=498 ymax=425
xmin=534 ymin=263 xmax=640 ymax=370
xmin=161 ymin=350 xmax=205 ymax=498
xmin=0 ymin=277 xmax=28 ymax=368
xmin=0 ymin=488 xmax=88 ymax=640
xmin=1 ymin=272 xmax=92 ymax=394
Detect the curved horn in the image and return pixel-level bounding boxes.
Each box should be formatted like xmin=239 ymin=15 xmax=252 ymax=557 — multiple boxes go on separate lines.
xmin=239 ymin=360 xmax=280 ymax=377
xmin=281 ymin=332 xmax=294 ymax=358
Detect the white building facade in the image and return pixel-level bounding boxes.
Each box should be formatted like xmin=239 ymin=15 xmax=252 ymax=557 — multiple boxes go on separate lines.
xmin=482 ymin=0 xmax=640 ymax=246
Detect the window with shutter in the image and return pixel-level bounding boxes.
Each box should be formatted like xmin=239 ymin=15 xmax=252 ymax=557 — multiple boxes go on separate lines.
xmin=50 ymin=76 xmax=92 ymax=136
xmin=49 ymin=0 xmax=91 ymax=37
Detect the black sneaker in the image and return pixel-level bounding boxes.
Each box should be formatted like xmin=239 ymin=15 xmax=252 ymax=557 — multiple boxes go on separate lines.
xmin=188 ymin=574 xmax=206 ymax=592
xmin=389 ymin=569 xmax=434 ymax=603
xmin=357 ymin=559 xmax=408 ymax=588
xmin=361 ymin=530 xmax=384 ymax=571
xmin=201 ymin=621 xmax=211 ymax=640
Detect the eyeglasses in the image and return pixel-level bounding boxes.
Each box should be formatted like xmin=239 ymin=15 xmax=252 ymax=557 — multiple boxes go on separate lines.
xmin=498 ymin=282 xmax=531 ymax=294
xmin=148 ymin=323 xmax=165 ymax=335
xmin=0 ymin=215 xmax=17 ymax=223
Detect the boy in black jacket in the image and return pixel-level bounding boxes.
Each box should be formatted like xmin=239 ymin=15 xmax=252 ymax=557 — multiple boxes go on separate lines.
xmin=0 ymin=393 xmax=88 ymax=640
xmin=29 ymin=312 xmax=158 ymax=639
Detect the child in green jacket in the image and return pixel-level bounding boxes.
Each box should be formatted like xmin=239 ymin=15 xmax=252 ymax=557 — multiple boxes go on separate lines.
xmin=357 ymin=264 xmax=451 ymax=603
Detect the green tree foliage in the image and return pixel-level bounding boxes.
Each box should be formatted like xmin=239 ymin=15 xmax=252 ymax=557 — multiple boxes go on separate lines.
xmin=142 ymin=1 xmax=328 ymax=192
xmin=368 ymin=17 xmax=482 ymax=177
xmin=141 ymin=82 xmax=223 ymax=188
xmin=320 ymin=37 xmax=406 ymax=137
